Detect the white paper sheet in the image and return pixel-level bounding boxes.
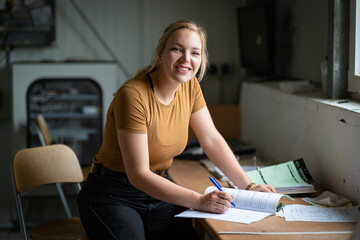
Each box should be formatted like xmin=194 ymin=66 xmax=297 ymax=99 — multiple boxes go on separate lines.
xmin=175 ymin=207 xmax=273 ymax=224
xmin=204 ymin=186 xmax=288 ymax=213
xmin=175 ymin=186 xmax=289 ymax=224
xmin=302 ymin=191 xmax=351 ymax=207
xmin=282 ymin=204 xmax=359 ymax=222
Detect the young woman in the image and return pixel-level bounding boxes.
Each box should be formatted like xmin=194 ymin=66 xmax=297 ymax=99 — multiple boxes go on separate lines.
xmin=78 ymin=19 xmax=275 ymax=240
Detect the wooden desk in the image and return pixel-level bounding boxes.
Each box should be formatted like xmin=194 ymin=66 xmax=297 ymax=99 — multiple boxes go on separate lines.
xmin=168 ymin=160 xmax=356 ymax=240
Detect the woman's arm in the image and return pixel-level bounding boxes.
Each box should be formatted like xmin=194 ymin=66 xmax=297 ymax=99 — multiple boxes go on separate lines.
xmin=117 ymin=129 xmax=233 ymax=213
xmin=189 ymin=106 xmax=275 ymax=193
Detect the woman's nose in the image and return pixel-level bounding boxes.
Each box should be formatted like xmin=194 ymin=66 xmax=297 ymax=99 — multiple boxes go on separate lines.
xmin=181 ymin=52 xmax=190 ymax=63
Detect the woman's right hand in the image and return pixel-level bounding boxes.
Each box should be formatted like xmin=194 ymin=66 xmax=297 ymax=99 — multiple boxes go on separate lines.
xmin=197 ymin=190 xmax=233 ymax=214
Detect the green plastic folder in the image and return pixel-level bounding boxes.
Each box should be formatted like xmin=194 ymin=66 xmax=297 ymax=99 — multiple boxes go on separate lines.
xmin=246 ymin=158 xmax=316 ymax=194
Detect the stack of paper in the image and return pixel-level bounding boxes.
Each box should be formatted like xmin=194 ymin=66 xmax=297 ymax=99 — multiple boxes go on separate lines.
xmin=279 ymin=204 xmax=359 ymax=222
xmin=176 ymin=186 xmax=359 ymax=224
xmin=176 ymin=186 xmax=293 ymax=224
xmin=302 ymin=191 xmax=352 ymax=207
xmin=246 ymin=158 xmax=316 ymax=194
xmin=279 ymin=80 xmax=314 ymax=94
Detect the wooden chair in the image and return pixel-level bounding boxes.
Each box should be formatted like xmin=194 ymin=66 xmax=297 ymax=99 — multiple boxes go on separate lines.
xmin=35 ymin=114 xmax=92 ymax=180
xmin=35 ymin=114 xmax=76 ymax=217
xmin=11 ymin=144 xmax=88 ymax=240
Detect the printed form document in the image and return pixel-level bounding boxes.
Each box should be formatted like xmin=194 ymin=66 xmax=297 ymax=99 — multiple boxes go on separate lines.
xmin=176 ymin=186 xmax=292 ymax=224
xmin=280 ymin=204 xmax=359 ymax=222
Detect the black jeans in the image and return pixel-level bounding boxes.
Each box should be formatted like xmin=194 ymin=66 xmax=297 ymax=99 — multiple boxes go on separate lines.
xmin=78 ymin=173 xmax=199 ymax=240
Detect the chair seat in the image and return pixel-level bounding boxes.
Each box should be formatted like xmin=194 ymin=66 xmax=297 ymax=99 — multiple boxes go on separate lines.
xmin=29 ymin=217 xmax=88 ymax=240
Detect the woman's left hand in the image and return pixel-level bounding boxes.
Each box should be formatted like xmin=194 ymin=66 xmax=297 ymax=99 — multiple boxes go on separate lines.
xmin=250 ymin=184 xmax=276 ymax=193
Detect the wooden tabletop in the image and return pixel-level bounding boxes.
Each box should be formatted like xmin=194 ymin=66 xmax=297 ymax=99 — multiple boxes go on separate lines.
xmin=168 ymin=159 xmax=229 ymax=194
xmin=169 ymin=159 xmax=356 ymax=240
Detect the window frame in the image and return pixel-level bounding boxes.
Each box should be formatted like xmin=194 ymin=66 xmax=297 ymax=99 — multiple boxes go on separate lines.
xmin=348 ymin=0 xmax=360 ymax=95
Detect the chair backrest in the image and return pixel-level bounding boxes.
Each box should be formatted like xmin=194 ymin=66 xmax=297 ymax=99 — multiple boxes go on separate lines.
xmin=12 ymin=144 xmax=84 ymax=193
xmin=35 ymin=114 xmax=52 ymax=146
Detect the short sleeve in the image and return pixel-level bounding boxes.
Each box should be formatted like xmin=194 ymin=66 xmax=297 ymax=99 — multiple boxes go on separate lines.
xmin=191 ymin=78 xmax=206 ymax=113
xmin=113 ymin=85 xmax=147 ymax=133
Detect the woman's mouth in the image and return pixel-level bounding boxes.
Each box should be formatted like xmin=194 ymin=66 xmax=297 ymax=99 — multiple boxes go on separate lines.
xmin=176 ymin=66 xmax=191 ymax=72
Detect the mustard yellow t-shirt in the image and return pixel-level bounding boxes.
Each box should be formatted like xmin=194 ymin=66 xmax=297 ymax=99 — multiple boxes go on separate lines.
xmin=94 ymin=74 xmax=206 ymax=172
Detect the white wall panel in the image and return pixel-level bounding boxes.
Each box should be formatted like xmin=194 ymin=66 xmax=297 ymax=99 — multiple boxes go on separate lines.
xmin=9 ymin=0 xmax=246 ymax=104
xmin=241 ymin=82 xmax=360 ymax=204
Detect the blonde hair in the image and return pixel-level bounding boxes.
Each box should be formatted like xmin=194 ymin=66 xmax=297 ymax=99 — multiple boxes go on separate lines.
xmin=133 ymin=20 xmax=208 ymax=81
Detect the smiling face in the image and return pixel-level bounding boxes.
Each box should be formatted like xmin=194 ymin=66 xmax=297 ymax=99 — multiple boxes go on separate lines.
xmin=159 ymin=29 xmax=202 ymax=84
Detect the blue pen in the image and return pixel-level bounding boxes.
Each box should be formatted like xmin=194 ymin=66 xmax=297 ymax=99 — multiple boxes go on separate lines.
xmin=209 ymin=176 xmax=236 ymax=207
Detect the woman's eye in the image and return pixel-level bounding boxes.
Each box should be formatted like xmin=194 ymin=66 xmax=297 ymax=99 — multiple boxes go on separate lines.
xmin=171 ymin=47 xmax=181 ymax=52
xmin=192 ymin=52 xmax=200 ymax=56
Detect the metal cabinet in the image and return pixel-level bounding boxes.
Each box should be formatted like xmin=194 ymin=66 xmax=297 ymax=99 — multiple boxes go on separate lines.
xmin=27 ymin=78 xmax=102 ymax=166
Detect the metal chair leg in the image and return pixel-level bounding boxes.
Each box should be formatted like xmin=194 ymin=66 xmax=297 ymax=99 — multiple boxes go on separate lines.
xmin=55 ymin=183 xmax=72 ymax=218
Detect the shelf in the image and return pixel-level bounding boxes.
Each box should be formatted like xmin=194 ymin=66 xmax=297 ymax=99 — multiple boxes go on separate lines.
xmin=3 ymin=26 xmax=53 ymax=32
xmin=30 ymin=127 xmax=98 ymax=141
xmin=30 ymin=113 xmax=100 ymax=119
xmin=31 ymin=94 xmax=99 ymax=102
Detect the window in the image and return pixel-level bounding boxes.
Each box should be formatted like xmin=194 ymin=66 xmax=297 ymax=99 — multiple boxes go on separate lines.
xmin=349 ymin=0 xmax=360 ymax=95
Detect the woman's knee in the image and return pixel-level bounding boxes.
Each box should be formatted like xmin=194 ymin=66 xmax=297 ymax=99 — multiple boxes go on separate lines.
xmin=79 ymin=201 xmax=145 ymax=240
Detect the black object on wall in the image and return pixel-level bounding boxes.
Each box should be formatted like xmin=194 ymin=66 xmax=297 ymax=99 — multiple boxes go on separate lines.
xmin=0 ymin=0 xmax=55 ymax=47
xmin=237 ymin=1 xmax=275 ymax=77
